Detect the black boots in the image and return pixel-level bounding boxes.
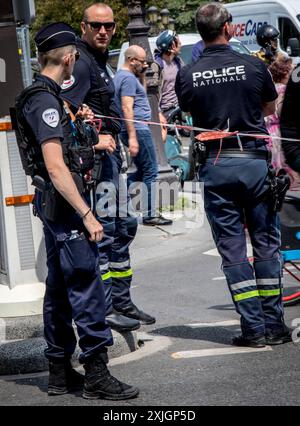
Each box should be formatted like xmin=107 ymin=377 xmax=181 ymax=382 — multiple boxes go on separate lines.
xmin=48 ymin=360 xmax=84 ymax=396
xmin=115 ymin=303 xmax=156 ymax=325
xmin=232 ymin=335 xmax=266 ymax=348
xmin=83 ymin=353 xmax=139 ymax=400
xmin=106 ymin=311 xmax=140 ymax=332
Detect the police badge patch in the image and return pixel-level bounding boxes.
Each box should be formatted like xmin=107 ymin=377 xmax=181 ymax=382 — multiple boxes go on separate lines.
xmin=61 ymin=75 xmax=75 ymax=90
xmin=42 ymin=109 xmax=59 ymax=128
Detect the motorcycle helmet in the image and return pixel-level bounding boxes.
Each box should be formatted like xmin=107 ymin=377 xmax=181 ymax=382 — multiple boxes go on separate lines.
xmin=156 ymin=30 xmax=177 ymax=53
xmin=256 ymin=24 xmax=280 ymax=48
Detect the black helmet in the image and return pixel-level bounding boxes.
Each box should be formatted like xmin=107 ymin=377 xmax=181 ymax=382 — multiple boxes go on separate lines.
xmin=256 ymin=24 xmax=280 ymax=48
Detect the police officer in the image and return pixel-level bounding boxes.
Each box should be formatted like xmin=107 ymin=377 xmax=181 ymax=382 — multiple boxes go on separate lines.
xmin=15 ymin=22 xmax=138 ymax=400
xmin=61 ymin=3 xmax=155 ymax=331
xmin=255 ymin=24 xmax=280 ymax=66
xmin=175 ymin=3 xmax=291 ymax=347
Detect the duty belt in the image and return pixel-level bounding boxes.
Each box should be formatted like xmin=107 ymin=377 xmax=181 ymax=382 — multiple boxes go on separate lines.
xmin=207 ymin=149 xmax=271 ymax=160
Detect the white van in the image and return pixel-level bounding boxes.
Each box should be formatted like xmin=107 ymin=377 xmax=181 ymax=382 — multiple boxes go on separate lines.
xmin=225 ymin=0 xmax=300 ymax=56
xmin=117 ymin=33 xmax=251 ymax=70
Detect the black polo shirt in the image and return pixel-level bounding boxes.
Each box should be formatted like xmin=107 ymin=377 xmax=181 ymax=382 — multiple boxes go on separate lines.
xmin=175 ymin=44 xmax=277 ymax=146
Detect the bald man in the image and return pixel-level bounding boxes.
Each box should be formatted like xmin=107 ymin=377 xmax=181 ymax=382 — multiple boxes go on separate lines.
xmin=114 ymin=46 xmax=173 ymax=226
xmin=61 ymin=3 xmax=156 ymax=333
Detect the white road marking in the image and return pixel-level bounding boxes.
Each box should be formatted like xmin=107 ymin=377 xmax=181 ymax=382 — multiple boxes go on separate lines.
xmin=172 ymin=346 xmax=272 ymax=359
xmin=185 ymin=320 xmax=240 ymax=328
xmin=212 ymin=276 xmax=226 ymax=281
xmin=203 ymin=244 xmax=253 ymax=258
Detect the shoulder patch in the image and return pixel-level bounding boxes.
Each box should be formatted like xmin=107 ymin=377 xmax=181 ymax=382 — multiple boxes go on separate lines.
xmin=61 ymin=75 xmax=75 ymax=90
xmin=42 ymin=109 xmax=60 ymax=128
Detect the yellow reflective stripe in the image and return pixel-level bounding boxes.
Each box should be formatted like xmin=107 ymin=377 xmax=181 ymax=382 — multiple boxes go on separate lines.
xmin=101 ymin=272 xmax=111 ymax=281
xmin=259 ymin=289 xmax=281 ymax=297
xmin=111 ymin=269 xmax=133 ymax=278
xmin=233 ymin=290 xmax=259 ymax=302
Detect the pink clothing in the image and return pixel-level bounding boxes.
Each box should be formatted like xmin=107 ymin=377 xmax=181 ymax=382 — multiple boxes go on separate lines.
xmin=265 ymin=83 xmax=300 ymax=189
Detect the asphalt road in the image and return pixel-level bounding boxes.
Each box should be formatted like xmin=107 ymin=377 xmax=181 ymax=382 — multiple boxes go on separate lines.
xmin=1 ymin=218 xmax=300 ymax=407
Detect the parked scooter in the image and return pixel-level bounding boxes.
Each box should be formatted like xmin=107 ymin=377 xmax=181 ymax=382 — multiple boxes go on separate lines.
xmin=164 ymin=107 xmax=195 ymax=187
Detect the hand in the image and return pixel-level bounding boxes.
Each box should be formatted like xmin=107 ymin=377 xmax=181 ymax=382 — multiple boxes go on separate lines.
xmin=83 ymin=212 xmax=103 ymax=242
xmin=76 ymin=104 xmax=94 ymax=121
xmin=128 ymin=137 xmax=139 ymax=157
xmin=94 ymin=134 xmax=116 ymax=154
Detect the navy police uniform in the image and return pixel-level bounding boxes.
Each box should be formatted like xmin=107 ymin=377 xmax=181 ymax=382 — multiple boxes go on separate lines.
xmin=61 ymin=40 xmax=138 ymax=316
xmin=21 ymin=24 xmax=112 ymax=363
xmin=176 ymin=45 xmax=286 ymax=340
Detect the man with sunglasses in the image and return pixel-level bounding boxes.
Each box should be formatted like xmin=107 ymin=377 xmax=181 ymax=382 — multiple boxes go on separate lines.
xmin=14 ymin=22 xmax=138 ymax=401
xmin=62 ymin=3 xmax=156 ymax=333
xmin=176 ymin=3 xmax=291 ymax=347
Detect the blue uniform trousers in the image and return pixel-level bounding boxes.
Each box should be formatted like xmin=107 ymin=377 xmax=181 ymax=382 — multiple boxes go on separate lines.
xmin=96 ymin=151 xmax=138 ymax=314
xmin=199 ymin=156 xmax=285 ymax=339
xmin=34 ymin=191 xmax=113 ymax=363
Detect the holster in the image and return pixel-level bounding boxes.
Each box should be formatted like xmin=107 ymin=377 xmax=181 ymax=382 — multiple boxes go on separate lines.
xmin=41 ymin=183 xmax=70 ymax=222
xmin=32 ymin=174 xmax=83 ymax=222
xmin=193 ymin=140 xmax=207 ymax=167
xmin=267 ymin=166 xmax=291 ymax=212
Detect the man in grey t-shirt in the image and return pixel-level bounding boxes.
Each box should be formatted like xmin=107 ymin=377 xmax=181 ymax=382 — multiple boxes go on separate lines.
xmin=154 ymin=30 xmax=183 ymax=120
xmin=114 ymin=45 xmax=172 ymax=226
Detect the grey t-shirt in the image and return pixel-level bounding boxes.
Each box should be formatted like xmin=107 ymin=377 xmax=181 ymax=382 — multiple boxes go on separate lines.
xmin=114 ymin=69 xmax=151 ymax=131
xmin=160 ymin=60 xmax=179 ymax=111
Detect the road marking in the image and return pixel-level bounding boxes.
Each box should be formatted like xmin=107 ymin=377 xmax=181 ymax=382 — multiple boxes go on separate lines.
xmin=185 ymin=320 xmax=240 ymax=328
xmin=203 ymin=244 xmax=253 ymax=258
xmin=172 ymin=346 xmax=272 ymax=359
xmin=212 ymin=276 xmax=226 ymax=281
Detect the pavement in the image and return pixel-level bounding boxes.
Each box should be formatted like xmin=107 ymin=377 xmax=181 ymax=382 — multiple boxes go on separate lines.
xmin=0 ymin=188 xmax=202 ymax=376
xmin=2 ymin=188 xmax=300 ymax=406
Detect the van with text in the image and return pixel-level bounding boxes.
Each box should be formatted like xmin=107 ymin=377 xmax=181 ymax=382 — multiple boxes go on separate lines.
xmin=225 ymin=0 xmax=300 ymax=57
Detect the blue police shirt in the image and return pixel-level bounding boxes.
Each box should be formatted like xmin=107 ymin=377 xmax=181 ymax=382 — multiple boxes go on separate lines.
xmin=175 ymin=44 xmax=278 ymax=148
xmin=23 ymin=74 xmax=64 ymax=145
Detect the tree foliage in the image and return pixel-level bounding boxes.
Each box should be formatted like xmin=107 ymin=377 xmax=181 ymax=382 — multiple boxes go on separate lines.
xmin=31 ymin=0 xmax=241 ymax=51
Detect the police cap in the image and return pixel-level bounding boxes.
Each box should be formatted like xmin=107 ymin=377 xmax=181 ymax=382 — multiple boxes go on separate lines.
xmin=35 ymin=22 xmax=77 ymax=52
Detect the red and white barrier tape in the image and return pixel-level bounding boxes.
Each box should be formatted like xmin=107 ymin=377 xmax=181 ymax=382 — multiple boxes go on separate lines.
xmin=91 ymin=113 xmax=300 ymax=144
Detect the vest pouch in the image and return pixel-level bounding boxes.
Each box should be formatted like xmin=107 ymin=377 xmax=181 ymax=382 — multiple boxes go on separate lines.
xmin=68 ymin=146 xmax=95 ymax=174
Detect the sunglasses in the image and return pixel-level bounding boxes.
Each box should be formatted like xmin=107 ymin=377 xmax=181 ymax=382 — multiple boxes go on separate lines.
xmin=74 ymin=51 xmax=80 ymax=61
xmin=225 ymin=13 xmax=233 ymax=25
xmin=132 ymin=57 xmax=148 ymax=65
xmin=85 ymin=21 xmax=116 ymax=31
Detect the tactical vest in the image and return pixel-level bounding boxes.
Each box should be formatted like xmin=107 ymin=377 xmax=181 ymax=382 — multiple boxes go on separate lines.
xmin=76 ymin=43 xmax=121 ymax=135
xmin=11 ymin=81 xmax=98 ymax=180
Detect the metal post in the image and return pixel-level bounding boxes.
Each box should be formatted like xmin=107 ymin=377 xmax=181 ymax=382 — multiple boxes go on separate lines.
xmin=127 ymin=0 xmax=178 ymax=190
xmin=16 ymin=25 xmax=33 ymax=88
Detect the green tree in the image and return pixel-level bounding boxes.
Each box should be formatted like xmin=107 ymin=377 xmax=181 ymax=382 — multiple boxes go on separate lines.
xmin=31 ymin=0 xmax=241 ymax=51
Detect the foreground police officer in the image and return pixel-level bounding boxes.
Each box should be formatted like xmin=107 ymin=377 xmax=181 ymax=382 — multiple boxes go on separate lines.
xmin=14 ymin=22 xmax=138 ymax=400
xmin=61 ymin=3 xmax=155 ymax=331
xmin=176 ymin=3 xmax=291 ymax=347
